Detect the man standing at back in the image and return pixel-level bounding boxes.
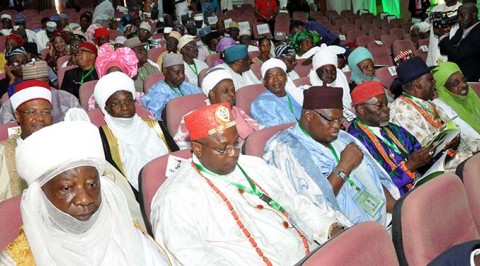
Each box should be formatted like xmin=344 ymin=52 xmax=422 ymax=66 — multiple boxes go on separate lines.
xmin=151 ymin=102 xmax=350 ymax=265
xmin=438 ymin=3 xmax=480 ymax=82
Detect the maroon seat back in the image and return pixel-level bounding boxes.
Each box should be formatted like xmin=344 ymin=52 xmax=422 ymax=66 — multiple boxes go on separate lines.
xmin=392 ymin=173 xmax=479 ymax=265
xmin=0 ymin=195 xmax=22 ymax=250
xmin=300 ymin=221 xmax=399 ymax=266
xmin=139 ymin=149 xmax=192 ymax=232
xmin=165 ymin=93 xmax=207 ymax=136
xmin=244 ymin=123 xmax=295 ymax=157
xmin=143 ymin=72 xmax=165 ymax=94
xmin=78 ymin=80 xmax=98 ymax=110
xmin=461 ymin=153 xmax=480 ymax=232
xmin=235 ymin=83 xmax=266 ymax=116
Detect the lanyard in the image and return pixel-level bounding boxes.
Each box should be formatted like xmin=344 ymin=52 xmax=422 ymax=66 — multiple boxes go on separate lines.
xmin=138 ymin=66 xmax=151 ymax=80
xmin=286 ymin=94 xmax=294 ymax=115
xmin=186 ymin=62 xmax=198 ymax=75
xmin=193 ymin=162 xmax=286 ymax=213
xmin=80 ymin=68 xmax=95 ymax=85
xmin=401 ymin=94 xmax=443 ymax=128
xmin=328 ymin=144 xmax=361 ymax=192
xmin=357 ymin=120 xmax=407 ymax=156
xmin=167 ymin=83 xmax=184 ymax=96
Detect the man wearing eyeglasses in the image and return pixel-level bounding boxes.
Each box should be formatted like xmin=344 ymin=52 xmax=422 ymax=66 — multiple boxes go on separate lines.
xmin=347 ymin=81 xmax=434 ymax=196
xmin=0 ymin=80 xmax=52 ymax=203
xmin=151 ymin=102 xmax=350 ymax=265
xmin=60 ymin=42 xmax=99 ymax=99
xmin=94 ymin=72 xmax=178 ymax=198
xmin=264 ymin=86 xmax=400 ymax=226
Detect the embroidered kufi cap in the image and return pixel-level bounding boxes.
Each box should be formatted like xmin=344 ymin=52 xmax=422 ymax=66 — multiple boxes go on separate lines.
xmin=185 ymin=102 xmax=236 ymax=140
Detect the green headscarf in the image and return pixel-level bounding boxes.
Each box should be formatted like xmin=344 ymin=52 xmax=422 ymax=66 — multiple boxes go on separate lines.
xmin=290 ymin=30 xmax=320 ymax=53
xmin=432 ymin=61 xmax=480 ymax=134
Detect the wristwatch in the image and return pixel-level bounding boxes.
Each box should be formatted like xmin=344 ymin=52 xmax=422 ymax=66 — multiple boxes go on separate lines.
xmin=333 ymin=167 xmax=348 ymax=181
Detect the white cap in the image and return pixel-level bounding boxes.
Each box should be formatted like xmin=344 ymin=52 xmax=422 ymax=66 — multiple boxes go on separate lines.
xmin=239 ymin=29 xmax=250 ymax=36
xmin=178 ymin=35 xmax=196 ymax=51
xmin=139 ymin=21 xmax=152 ymax=32
xmin=164 ymin=27 xmax=172 ymax=34
xmin=1 ymin=14 xmax=12 ymax=20
xmin=328 ymin=45 xmax=346 ymax=55
xmin=114 ymin=36 xmax=127 ymax=44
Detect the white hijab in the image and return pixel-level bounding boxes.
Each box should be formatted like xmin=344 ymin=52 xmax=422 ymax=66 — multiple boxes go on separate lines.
xmin=94 ymin=72 xmax=169 ymax=190
xmin=16 ymin=121 xmax=168 ymax=265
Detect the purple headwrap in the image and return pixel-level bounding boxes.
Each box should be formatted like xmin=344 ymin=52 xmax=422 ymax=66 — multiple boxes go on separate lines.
xmin=216 ymin=37 xmax=236 ymax=53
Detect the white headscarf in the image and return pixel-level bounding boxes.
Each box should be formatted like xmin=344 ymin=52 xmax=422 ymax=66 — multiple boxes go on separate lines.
xmin=94 ymin=72 xmax=169 ymax=190
xmin=15 ymin=121 xmax=167 ymax=265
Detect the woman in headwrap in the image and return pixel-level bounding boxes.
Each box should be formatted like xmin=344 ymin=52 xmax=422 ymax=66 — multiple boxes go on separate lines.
xmin=290 ymin=30 xmax=320 ymax=59
xmin=213 ymin=37 xmax=236 ymax=67
xmin=432 ymin=61 xmax=480 ymax=139
xmin=348 ymin=47 xmax=393 ymax=101
xmin=88 ymin=43 xmax=139 ymax=110
xmin=45 ymin=29 xmax=69 ymax=72
xmin=347 ymin=47 xmax=377 ymax=87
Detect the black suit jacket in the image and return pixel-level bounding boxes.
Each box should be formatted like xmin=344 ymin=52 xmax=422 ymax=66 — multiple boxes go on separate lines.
xmin=60 ymin=67 xmax=99 ymax=99
xmin=439 ymin=23 xmax=480 ymax=82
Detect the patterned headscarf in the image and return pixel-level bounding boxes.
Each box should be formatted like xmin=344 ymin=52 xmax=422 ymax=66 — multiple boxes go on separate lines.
xmin=50 ymin=29 xmax=69 ymax=43
xmin=95 ymin=43 xmax=138 ymax=78
xmin=290 ymin=30 xmax=313 ymax=53
xmin=274 ymin=43 xmax=295 ymax=58
xmin=5 ymin=46 xmax=28 ymax=60
xmin=216 ymin=37 xmax=236 ymax=53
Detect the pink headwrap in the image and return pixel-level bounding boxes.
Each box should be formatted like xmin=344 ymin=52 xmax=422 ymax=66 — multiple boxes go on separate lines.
xmin=86 ymin=23 xmax=103 ymax=44
xmin=95 ymin=43 xmax=138 ymax=78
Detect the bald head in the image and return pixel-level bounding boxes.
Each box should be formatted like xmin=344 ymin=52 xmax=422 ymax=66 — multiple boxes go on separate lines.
xmin=458 ymin=3 xmax=478 ymax=29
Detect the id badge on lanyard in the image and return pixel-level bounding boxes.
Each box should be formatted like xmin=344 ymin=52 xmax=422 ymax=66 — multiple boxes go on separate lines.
xmin=355 ymin=189 xmax=384 ymax=218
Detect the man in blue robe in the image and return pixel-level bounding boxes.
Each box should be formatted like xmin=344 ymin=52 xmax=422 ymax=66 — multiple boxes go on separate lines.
xmin=251 ymin=58 xmax=302 ymax=127
xmin=264 ymin=86 xmax=400 ymax=226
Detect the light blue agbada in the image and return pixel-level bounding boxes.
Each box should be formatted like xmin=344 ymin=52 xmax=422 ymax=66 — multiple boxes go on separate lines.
xmin=251 ymin=90 xmax=302 ymax=127
xmin=141 ymin=81 xmax=202 ymax=121
xmin=264 ymin=124 xmax=400 ymax=226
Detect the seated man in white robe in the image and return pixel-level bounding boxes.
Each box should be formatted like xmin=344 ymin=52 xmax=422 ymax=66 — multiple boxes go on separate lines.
xmin=150 ymin=102 xmax=351 ymax=266
xmin=309 ymin=43 xmax=352 ymax=110
xmin=217 ymin=44 xmax=261 ymax=91
xmin=0 ymin=121 xmax=169 ymax=265
xmin=264 ymin=86 xmax=400 ymax=225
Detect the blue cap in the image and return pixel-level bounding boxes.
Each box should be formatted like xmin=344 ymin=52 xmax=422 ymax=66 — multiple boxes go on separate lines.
xmin=59 ymin=13 xmax=68 ymax=20
xmin=224 ymin=45 xmax=248 ymax=63
xmin=15 ymin=14 xmax=25 ymax=24
xmin=198 ymin=26 xmax=212 ymax=38
xmin=50 ymin=15 xmax=59 ymax=22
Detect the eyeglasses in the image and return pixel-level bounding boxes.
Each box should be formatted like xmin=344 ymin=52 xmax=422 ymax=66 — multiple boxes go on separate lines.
xmin=106 ymin=98 xmax=135 ymax=108
xmin=360 ymin=102 xmax=389 ymax=110
xmin=195 ymin=140 xmax=244 ymax=155
xmin=17 ymin=109 xmax=53 ymax=116
xmin=311 ymin=109 xmax=346 ymax=126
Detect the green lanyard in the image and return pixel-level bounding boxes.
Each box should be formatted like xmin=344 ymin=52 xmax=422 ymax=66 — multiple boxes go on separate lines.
xmin=167 ymin=83 xmax=184 ymax=96
xmin=357 ymin=119 xmax=403 ymax=155
xmin=80 ymin=68 xmax=95 ymax=85
xmin=402 ymin=93 xmax=441 ymax=120
xmin=194 ymin=162 xmax=286 ymax=213
xmin=286 ymin=94 xmax=294 ymax=115
xmin=186 ymin=62 xmax=198 ymax=75
xmin=328 ymin=143 xmax=361 ymax=192
xmin=138 ymin=66 xmax=151 ymax=80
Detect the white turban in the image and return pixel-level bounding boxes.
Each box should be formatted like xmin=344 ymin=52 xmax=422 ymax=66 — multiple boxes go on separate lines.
xmin=93 ymin=71 xmax=136 ymax=114
xmin=312 ymin=43 xmax=338 ymax=71
xmin=139 ymin=21 xmax=152 ymax=32
xmin=328 ymin=45 xmax=346 ymax=55
xmin=178 ymin=34 xmax=196 ymax=51
xmin=16 ymin=121 xmax=105 ymax=186
xmin=261 ymin=58 xmax=287 ymax=79
xmin=201 ymin=68 xmax=233 ymax=96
